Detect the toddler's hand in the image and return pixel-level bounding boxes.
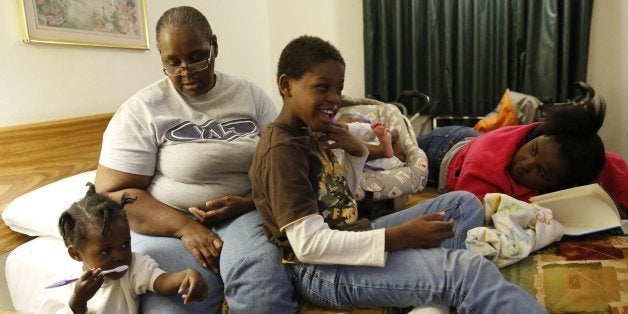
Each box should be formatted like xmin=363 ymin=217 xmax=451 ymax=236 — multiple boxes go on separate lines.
xmin=178 ymin=268 xmax=208 ymax=304
xmin=69 ymin=269 xmax=104 ymax=313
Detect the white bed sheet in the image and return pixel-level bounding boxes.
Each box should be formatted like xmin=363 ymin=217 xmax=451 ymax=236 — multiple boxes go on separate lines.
xmin=6 ymin=236 xmax=81 ymax=313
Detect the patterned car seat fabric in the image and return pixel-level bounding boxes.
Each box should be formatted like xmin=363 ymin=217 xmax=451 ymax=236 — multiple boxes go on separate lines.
xmin=339 ymin=95 xmax=429 ymax=206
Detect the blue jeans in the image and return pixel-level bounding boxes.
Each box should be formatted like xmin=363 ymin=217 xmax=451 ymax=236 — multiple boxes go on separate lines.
xmin=132 ymin=210 xmax=297 ymax=314
xmin=290 ymin=191 xmax=545 ymax=313
xmin=417 ymin=126 xmax=480 ymax=185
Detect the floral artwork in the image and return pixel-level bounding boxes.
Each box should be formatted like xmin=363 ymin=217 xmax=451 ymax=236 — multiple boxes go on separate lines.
xmin=18 ymin=0 xmax=149 ymax=49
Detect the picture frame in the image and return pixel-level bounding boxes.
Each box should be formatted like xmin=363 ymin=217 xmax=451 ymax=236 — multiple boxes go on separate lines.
xmin=17 ymin=0 xmax=149 ymax=50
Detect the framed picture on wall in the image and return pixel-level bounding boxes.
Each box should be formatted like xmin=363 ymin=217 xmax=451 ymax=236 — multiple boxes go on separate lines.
xmin=17 ymin=0 xmax=149 ymax=50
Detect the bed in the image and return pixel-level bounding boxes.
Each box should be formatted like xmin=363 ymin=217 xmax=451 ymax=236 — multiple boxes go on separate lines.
xmin=407 ymin=192 xmax=628 ymax=313
xmin=0 ymin=113 xmax=393 ymax=313
xmin=1 ymin=114 xmax=627 ymax=313
xmin=0 ymin=114 xmax=112 ymax=312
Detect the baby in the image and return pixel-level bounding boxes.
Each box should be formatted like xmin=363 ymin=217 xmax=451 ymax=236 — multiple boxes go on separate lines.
xmin=39 ymin=183 xmax=207 ymax=313
xmin=335 ymin=111 xmax=405 ymax=171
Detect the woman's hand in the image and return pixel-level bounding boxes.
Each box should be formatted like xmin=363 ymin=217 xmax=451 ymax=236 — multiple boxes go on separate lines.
xmin=318 ymin=122 xmax=366 ymax=157
xmin=385 ymin=212 xmax=455 ymax=251
xmin=188 ymin=194 xmax=255 ymax=225
xmin=69 ymin=269 xmax=104 ymax=313
xmin=177 ymin=222 xmax=223 ymax=274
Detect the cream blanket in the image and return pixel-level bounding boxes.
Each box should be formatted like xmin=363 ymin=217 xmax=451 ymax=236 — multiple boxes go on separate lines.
xmin=465 ymin=193 xmax=564 ymax=268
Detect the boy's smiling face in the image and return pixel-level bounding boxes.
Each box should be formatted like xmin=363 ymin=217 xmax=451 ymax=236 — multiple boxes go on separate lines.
xmin=281 ymin=60 xmax=345 ymax=131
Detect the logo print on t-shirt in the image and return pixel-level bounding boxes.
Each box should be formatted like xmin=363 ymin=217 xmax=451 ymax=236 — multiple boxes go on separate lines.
xmin=316 ymin=151 xmax=359 ymax=229
xmin=164 ymin=118 xmax=258 ymax=142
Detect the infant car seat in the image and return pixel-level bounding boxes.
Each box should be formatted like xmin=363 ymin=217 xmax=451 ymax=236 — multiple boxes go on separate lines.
xmin=339 ymin=95 xmax=429 ymax=210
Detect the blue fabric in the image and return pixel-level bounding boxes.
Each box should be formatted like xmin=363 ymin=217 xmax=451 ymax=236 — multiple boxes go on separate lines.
xmin=132 ymin=210 xmax=296 ymax=314
xmin=416 ymin=126 xmax=480 ymax=185
xmin=371 ymin=190 xmax=483 ymax=250
xmin=290 ymin=191 xmax=544 ymax=313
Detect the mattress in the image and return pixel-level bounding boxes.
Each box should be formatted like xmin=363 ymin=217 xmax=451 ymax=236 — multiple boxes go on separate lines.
xmin=7 ymin=194 xmax=628 ymax=313
xmin=8 ymin=227 xmax=628 ymax=313
xmin=5 ymin=236 xmax=81 ymax=313
xmin=501 ymin=232 xmax=628 ymax=313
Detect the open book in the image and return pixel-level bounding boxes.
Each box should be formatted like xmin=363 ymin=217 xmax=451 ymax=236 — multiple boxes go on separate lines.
xmin=530 ymin=183 xmax=628 ymax=236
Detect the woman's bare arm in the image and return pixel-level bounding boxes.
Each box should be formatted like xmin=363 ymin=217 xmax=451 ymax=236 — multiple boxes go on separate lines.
xmin=95 ymin=165 xmax=192 ymax=236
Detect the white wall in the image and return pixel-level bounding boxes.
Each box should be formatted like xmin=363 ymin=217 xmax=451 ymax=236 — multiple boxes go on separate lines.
xmin=0 ymin=0 xmax=364 ymax=127
xmin=0 ymin=1 xmax=363 ymax=310
xmin=588 ymin=0 xmax=628 ymax=159
xmin=6 ymin=0 xmax=622 ymax=159
xmin=267 ymin=0 xmax=365 ymax=107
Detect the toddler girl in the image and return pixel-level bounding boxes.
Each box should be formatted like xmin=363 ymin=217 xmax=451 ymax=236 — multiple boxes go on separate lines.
xmin=39 ymin=183 xmax=207 ymax=313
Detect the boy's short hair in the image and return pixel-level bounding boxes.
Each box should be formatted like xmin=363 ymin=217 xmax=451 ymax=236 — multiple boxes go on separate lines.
xmin=277 ymin=35 xmax=345 ymax=82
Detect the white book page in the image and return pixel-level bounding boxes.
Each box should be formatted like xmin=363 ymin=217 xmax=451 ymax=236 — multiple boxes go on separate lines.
xmin=530 ymin=184 xmax=621 ymax=236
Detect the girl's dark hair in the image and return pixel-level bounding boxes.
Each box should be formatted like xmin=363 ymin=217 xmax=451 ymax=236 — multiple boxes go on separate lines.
xmin=58 ymin=183 xmax=135 ymax=247
xmin=276 ymin=35 xmax=345 ymax=95
xmin=156 ymin=6 xmax=213 ymax=49
xmin=535 ymin=97 xmax=606 ymax=189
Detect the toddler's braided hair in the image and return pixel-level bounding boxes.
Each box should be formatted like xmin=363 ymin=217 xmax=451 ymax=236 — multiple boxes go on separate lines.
xmin=58 ymin=183 xmax=135 ymax=247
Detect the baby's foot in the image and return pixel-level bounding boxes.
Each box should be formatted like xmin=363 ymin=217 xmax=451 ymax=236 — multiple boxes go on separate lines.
xmin=371 ymin=123 xmax=394 ymax=158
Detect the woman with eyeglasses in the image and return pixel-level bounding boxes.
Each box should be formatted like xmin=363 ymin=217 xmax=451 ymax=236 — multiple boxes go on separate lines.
xmin=94 ymin=6 xmax=296 ymax=313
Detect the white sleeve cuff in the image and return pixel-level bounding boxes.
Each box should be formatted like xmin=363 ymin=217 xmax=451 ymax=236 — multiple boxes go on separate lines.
xmin=285 ymin=214 xmax=386 ymax=267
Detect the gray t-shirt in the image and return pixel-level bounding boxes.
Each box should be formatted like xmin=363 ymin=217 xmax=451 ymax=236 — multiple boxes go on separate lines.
xmin=100 ymin=72 xmax=277 ymax=210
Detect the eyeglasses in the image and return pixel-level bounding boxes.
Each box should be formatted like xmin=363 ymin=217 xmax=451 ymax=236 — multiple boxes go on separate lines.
xmin=162 ymin=46 xmax=213 ymax=76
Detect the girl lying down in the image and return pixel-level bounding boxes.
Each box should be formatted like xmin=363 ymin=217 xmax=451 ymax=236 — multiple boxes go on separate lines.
xmin=417 ymin=98 xmax=627 ymax=214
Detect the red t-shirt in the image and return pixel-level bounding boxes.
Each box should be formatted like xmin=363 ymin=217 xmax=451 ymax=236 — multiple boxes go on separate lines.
xmin=596 ymin=151 xmax=628 ymax=212
xmin=447 ymin=123 xmax=627 ymax=211
xmin=446 ymin=123 xmax=540 ymax=203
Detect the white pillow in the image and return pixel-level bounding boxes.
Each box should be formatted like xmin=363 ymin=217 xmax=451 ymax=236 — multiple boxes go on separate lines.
xmin=2 ymin=171 xmax=96 ymax=239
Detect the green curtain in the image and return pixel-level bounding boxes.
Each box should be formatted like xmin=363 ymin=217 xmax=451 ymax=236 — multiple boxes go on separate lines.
xmin=363 ymin=0 xmax=594 ymax=115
